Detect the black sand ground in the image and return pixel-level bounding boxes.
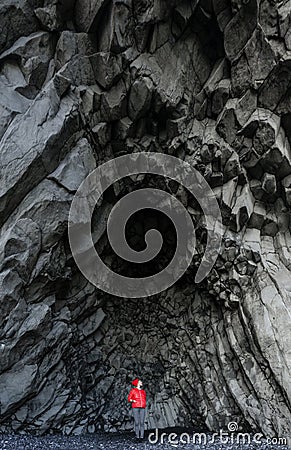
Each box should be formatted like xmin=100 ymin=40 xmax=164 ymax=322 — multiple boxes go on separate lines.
xmin=0 ymin=428 xmax=289 ymax=450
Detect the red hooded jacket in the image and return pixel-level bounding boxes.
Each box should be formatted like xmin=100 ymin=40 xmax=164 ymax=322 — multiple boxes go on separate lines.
xmin=127 ymin=388 xmax=146 ymax=408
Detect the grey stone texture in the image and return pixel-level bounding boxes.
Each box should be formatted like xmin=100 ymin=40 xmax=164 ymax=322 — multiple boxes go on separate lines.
xmin=0 ymin=0 xmax=290 ymax=445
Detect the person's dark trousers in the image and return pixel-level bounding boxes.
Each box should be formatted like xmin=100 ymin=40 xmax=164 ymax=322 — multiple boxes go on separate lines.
xmin=132 ymin=407 xmax=145 ymax=438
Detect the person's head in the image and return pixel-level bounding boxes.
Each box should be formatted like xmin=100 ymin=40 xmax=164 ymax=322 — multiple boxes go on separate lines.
xmin=132 ymin=378 xmax=143 ymax=388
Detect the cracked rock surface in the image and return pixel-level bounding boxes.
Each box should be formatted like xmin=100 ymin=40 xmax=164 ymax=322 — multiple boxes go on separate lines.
xmin=0 ymin=0 xmax=291 ymax=446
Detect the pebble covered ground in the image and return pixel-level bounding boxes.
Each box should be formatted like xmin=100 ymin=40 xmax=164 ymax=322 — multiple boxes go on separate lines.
xmin=0 ymin=428 xmax=289 ymax=450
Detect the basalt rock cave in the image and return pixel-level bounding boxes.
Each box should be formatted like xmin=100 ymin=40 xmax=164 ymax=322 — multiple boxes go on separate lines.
xmin=0 ymin=0 xmax=290 ymax=445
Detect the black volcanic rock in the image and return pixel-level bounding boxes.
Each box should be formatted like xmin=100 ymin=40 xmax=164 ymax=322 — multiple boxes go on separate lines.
xmin=0 ymin=0 xmax=290 ymax=447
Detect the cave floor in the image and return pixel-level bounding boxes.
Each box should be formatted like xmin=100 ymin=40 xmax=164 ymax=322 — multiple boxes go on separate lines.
xmin=0 ymin=429 xmax=289 ymax=450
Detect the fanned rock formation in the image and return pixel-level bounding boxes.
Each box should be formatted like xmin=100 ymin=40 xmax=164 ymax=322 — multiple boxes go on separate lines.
xmin=0 ymin=0 xmax=291 ymax=444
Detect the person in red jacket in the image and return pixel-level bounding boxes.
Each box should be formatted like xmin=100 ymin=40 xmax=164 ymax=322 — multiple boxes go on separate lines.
xmin=127 ymin=378 xmax=146 ymax=439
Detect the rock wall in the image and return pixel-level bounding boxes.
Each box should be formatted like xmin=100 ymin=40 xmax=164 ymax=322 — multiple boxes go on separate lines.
xmin=0 ymin=0 xmax=291 ymax=442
